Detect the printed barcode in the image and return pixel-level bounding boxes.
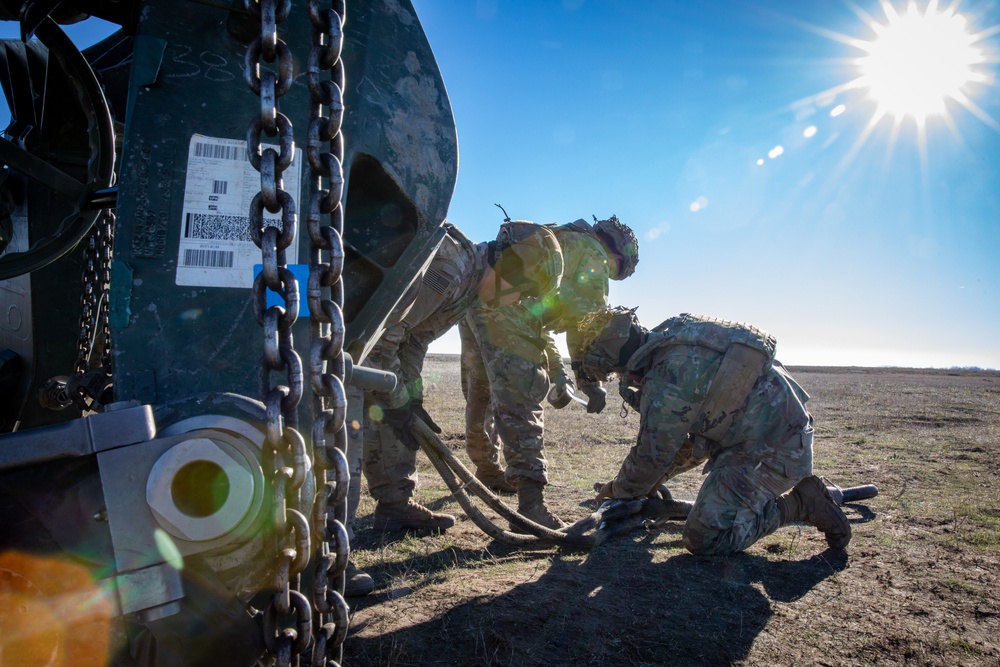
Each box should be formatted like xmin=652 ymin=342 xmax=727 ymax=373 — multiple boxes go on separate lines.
xmin=184 ymin=212 xmax=251 ymax=242
xmin=213 ymin=180 xmax=228 ymax=194
xmin=194 ymin=142 xmax=242 ymax=160
xmin=183 ymin=249 xmax=235 ymax=268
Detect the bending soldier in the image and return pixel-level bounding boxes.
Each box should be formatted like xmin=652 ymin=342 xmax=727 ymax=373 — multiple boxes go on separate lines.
xmin=580 ymin=308 xmax=851 ymax=554
xmin=460 ymin=215 xmax=639 ymax=529
xmin=363 ymin=221 xmax=563 ymax=533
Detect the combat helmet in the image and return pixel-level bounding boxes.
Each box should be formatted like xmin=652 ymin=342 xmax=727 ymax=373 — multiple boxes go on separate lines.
xmin=576 ymin=306 xmax=645 ymax=381
xmin=592 ymin=215 xmax=639 ymax=280
xmin=491 ymin=220 xmax=564 ymax=304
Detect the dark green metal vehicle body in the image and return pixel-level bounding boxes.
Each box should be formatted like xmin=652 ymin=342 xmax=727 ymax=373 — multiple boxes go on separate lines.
xmin=0 ymin=1 xmax=457 ymax=663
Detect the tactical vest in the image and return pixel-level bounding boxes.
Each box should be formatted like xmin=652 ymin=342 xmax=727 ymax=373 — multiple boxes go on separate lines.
xmin=625 ymin=313 xmax=777 ymax=442
xmin=416 ymin=223 xmax=485 ymax=333
xmin=550 ymin=218 xmax=595 ymax=235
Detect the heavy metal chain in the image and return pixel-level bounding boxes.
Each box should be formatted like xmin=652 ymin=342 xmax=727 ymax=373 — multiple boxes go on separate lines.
xmin=304 ymin=1 xmax=351 ymax=665
xmin=72 ymin=210 xmax=114 ymax=411
xmin=245 ymin=0 xmax=313 ymax=663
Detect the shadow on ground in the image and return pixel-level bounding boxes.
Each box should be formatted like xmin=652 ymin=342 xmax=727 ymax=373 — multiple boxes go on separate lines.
xmin=345 ymin=525 xmax=849 ymax=666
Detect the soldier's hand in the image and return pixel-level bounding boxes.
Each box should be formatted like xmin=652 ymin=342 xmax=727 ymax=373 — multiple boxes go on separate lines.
xmin=411 ymin=399 xmax=442 ymax=434
xmin=381 ymin=406 xmax=421 ymax=451
xmin=620 ymin=385 xmax=641 ymax=411
xmin=594 ymin=481 xmax=614 ymax=503
xmin=581 ymin=385 xmax=607 ymax=414
xmin=546 ymin=374 xmax=575 ymax=409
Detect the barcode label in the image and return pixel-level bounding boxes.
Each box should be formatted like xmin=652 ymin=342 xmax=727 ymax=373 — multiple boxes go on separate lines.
xmin=194 ymin=142 xmax=243 ymax=160
xmin=179 ymin=134 xmax=301 ymax=288
xmin=183 ymin=249 xmax=235 ymax=268
xmin=184 ymin=212 xmax=252 ymax=242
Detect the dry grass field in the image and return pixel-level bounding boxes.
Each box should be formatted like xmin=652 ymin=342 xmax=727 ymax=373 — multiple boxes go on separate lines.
xmin=343 ymin=355 xmax=1000 ymax=667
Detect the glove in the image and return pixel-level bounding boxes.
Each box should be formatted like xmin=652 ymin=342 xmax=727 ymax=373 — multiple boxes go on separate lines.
xmin=580 ymin=385 xmax=607 ymax=414
xmin=618 ymin=381 xmax=641 ymax=411
xmin=545 ymin=374 xmax=574 ymax=409
xmin=381 ymin=406 xmax=421 ymax=451
xmin=593 ymin=481 xmax=614 ymax=503
xmin=618 ymin=387 xmax=642 ymax=412
xmin=411 ymin=399 xmax=442 ymax=434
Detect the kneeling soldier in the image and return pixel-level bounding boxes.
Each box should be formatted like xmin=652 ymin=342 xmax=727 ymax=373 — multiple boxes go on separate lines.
xmin=580 ymin=308 xmax=851 ymax=555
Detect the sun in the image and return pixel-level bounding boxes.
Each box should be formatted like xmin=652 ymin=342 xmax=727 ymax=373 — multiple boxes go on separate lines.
xmin=852 ymin=0 xmax=991 ymax=125
xmin=790 ymin=0 xmax=1000 ymax=169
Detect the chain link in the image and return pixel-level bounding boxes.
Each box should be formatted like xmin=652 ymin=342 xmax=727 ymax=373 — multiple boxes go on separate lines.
xmin=306 ymin=1 xmax=350 ymax=665
xmin=244 ymin=0 xmax=317 ymax=662
xmin=72 ymin=210 xmax=114 ymax=411
xmin=247 ymin=0 xmax=350 ymax=663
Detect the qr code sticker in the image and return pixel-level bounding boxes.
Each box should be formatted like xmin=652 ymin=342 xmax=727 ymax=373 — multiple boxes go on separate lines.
xmin=184 ymin=213 xmax=251 ymax=242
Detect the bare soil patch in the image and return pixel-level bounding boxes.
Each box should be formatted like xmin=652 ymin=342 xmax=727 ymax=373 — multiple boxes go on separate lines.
xmin=344 ymin=358 xmax=1000 ymax=666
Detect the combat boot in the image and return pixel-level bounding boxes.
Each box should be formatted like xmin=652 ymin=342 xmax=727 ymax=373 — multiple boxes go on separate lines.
xmin=344 ymin=561 xmax=375 ymax=597
xmin=777 ymin=475 xmax=852 ymax=549
xmin=475 ymin=464 xmax=516 ymax=494
xmin=373 ymin=499 xmax=456 ymax=532
xmin=510 ymin=480 xmax=566 ymax=531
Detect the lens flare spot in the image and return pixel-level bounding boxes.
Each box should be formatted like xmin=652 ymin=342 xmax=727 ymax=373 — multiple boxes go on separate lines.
xmin=0 ymin=551 xmax=115 ymax=666
xmin=803 ymin=125 xmax=818 ymax=138
xmin=154 ymin=528 xmax=185 ymax=571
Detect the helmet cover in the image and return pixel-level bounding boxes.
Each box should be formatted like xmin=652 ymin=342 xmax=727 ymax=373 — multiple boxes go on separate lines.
xmin=494 ymin=221 xmax=564 ymax=299
xmin=576 ymin=306 xmax=644 ymax=381
xmin=593 ymin=215 xmax=639 ymax=280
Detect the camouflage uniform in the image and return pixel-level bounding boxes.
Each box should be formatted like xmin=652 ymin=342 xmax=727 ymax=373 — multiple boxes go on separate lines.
xmin=460 ymin=222 xmax=612 ymax=483
xmin=604 ymin=316 xmax=814 ymax=556
xmin=363 ymin=224 xmax=488 ymax=503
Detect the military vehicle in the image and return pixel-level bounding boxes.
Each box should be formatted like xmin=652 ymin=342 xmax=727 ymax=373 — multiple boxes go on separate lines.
xmin=0 ymin=0 xmax=456 ymax=664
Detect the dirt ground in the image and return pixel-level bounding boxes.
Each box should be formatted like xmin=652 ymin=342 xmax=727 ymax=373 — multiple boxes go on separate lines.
xmin=343 ymin=357 xmax=1000 ymax=667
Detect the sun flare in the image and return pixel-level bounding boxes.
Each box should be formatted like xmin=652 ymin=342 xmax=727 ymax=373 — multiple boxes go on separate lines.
xmin=854 ymin=1 xmax=988 ymax=124
xmin=793 ymin=0 xmax=1000 ymax=171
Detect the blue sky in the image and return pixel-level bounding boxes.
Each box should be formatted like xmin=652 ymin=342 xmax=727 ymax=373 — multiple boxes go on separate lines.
xmin=410 ymin=0 xmax=1000 ymax=368
xmin=2 ymin=1 xmax=998 ymax=368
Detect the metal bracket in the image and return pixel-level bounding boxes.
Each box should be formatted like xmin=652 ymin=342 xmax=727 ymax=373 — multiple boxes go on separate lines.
xmin=0 ymin=402 xmax=155 ymax=470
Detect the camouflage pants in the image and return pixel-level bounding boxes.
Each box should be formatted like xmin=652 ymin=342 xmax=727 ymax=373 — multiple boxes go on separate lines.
xmin=460 ymin=305 xmax=550 ymax=484
xmin=682 ymin=423 xmax=814 ymax=556
xmin=459 ymin=318 xmax=503 ymax=475
xmin=361 ymin=396 xmax=418 ymax=504
xmin=345 ymin=386 xmax=365 ymax=534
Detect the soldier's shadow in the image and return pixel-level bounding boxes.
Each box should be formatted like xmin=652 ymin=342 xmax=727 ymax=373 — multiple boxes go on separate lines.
xmin=345 ymin=525 xmax=848 ymax=666
xmin=498 ymin=534 xmax=849 ymax=665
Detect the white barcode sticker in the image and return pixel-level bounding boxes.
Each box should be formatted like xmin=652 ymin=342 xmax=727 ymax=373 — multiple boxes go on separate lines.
xmin=177 ymin=134 xmax=301 ymax=288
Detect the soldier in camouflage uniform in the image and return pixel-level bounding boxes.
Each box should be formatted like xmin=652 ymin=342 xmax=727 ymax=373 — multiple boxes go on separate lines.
xmin=363 ymin=221 xmax=563 ymax=533
xmin=581 ymin=307 xmax=851 ymax=554
xmin=460 ymin=216 xmax=639 ymax=529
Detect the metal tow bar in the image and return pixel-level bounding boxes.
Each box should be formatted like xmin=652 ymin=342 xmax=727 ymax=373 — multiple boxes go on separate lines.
xmin=413 ymin=419 xmax=879 ymax=549
xmin=411 ymin=421 xmax=688 ymax=548
xmin=586 ymin=480 xmax=880 ymax=538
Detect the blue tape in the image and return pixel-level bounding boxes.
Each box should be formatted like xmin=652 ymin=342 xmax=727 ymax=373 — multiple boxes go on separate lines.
xmin=252 ymin=264 xmax=311 ymax=317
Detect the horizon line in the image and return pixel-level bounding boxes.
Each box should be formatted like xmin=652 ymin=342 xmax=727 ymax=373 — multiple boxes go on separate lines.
xmin=421 ymin=351 xmax=997 ymax=372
